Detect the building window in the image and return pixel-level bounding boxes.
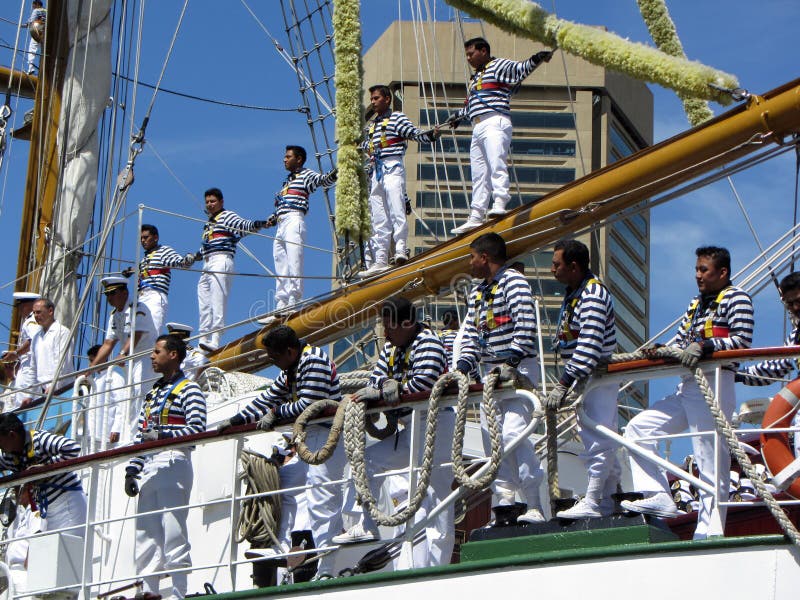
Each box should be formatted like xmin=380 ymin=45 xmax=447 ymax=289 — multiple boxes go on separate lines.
xmin=608 ymin=235 xmax=646 ymax=288
xmin=614 ymin=297 xmax=646 ymax=339
xmin=429 ymin=137 xmax=575 ymax=157
xmin=416 ymin=191 xmax=541 ymax=211
xmin=608 ymin=262 xmax=646 ymax=314
xmin=610 ymin=123 xmax=636 ymax=161
xmin=419 ymin=110 xmax=576 ymax=130
xmin=418 ymin=164 xmax=574 ymax=185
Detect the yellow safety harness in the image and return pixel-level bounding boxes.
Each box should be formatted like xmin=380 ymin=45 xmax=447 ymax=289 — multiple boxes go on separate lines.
xmin=682 ymin=286 xmax=733 ymax=340
xmin=367 ymin=117 xmax=403 ymax=156
xmin=558 ymin=277 xmax=603 ymax=343
xmin=288 ymin=345 xmax=313 ymax=402
xmin=143 ymin=377 xmax=192 ymax=428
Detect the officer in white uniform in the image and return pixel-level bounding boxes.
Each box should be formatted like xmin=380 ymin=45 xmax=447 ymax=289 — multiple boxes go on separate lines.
xmin=89 ymin=276 xmax=158 ymax=440
xmin=124 ymin=335 xmax=207 ymax=600
xmin=86 ymin=344 xmax=127 ymax=446
xmin=165 ymin=323 xmax=209 ymax=382
xmin=2 ymin=292 xmax=41 ymax=410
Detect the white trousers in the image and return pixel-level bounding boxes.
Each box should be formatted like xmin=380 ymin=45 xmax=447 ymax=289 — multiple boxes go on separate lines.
xmin=277 ymin=455 xmax=309 ymax=549
xmin=27 ymin=37 xmax=39 ymax=74
xmin=469 ymin=114 xmax=512 ymax=220
xmin=624 ymin=370 xmax=735 ymax=539
xmin=197 ymin=253 xmax=233 ymax=350
xmin=346 ymin=409 xmax=456 ymax=568
xmin=576 ymin=380 xmax=621 ymax=497
xmin=273 ymin=212 xmax=306 ymax=311
xmin=367 ymin=157 xmax=408 ymax=267
xmin=305 ymin=425 xmax=346 ymax=576
xmin=139 ymin=289 xmax=168 ymax=334
xmin=124 ymin=357 xmax=155 ymax=442
xmin=136 ymin=450 xmax=193 ymax=600
xmin=481 ymin=357 xmax=543 ymax=508
xmin=41 ymin=489 xmax=87 ymax=538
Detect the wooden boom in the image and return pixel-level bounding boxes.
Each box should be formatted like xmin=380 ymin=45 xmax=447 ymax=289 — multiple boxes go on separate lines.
xmin=210 ymin=78 xmax=800 ymax=373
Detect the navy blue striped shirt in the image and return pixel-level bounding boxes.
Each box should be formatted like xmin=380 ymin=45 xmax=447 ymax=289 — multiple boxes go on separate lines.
xmin=129 ymin=372 xmax=207 ymax=474
xmin=0 ymin=430 xmax=82 ymax=507
xmin=738 ymin=326 xmax=799 ymax=385
xmin=200 ymin=210 xmax=260 ymax=258
xmin=361 ymin=110 xmax=436 ymax=160
xmin=556 ymin=276 xmax=617 ymax=385
xmin=370 ymin=326 xmax=447 ymax=393
xmin=669 ymin=286 xmax=754 ymax=354
xmin=460 ymin=268 xmax=538 ymax=370
xmin=139 ymin=244 xmax=185 ymax=295
xmin=235 ymin=345 xmax=340 ymax=422
xmin=456 ymin=55 xmax=546 ymax=122
xmin=275 ymin=167 xmax=337 ymax=216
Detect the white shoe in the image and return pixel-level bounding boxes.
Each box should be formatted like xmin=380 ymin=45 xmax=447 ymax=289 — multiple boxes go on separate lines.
xmin=451 ymin=218 xmax=484 ymax=235
xmin=517 ymin=507 xmax=546 ymax=524
xmin=331 ymin=523 xmax=380 ymax=545
xmin=556 ymin=498 xmax=602 ymax=519
xmin=620 ymin=493 xmax=680 ymax=518
xmin=357 ymin=263 xmax=390 ymax=278
xmin=487 ymin=204 xmax=508 ymax=218
xmin=256 ymin=314 xmax=280 ymax=326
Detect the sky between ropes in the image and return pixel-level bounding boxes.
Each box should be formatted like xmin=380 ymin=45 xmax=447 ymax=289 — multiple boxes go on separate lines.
xmin=0 ymin=0 xmax=798 ymax=427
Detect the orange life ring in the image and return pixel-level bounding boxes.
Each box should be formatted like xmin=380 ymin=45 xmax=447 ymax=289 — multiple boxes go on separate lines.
xmin=761 ymin=377 xmax=800 ymax=499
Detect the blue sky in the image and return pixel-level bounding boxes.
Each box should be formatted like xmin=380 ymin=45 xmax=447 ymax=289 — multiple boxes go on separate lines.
xmin=1 ymin=0 xmax=799 ymax=428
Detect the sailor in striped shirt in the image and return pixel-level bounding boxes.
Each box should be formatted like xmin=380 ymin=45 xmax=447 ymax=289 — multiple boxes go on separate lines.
xmin=218 ymin=325 xmax=345 ymax=577
xmin=24 ymin=1 xmax=46 ymax=75
xmin=450 ymin=38 xmax=553 ymax=235
xmin=334 ymin=296 xmax=454 ymax=566
xmin=268 ymin=146 xmax=337 ymax=314
xmin=124 ymin=335 xmax=207 ymax=600
xmin=456 ymin=233 xmax=545 ymax=525
xmin=622 ymin=246 xmax=754 ymax=539
xmin=133 ymin=224 xmax=194 ymax=333
xmin=547 ymin=239 xmax=620 ymax=519
xmin=735 ymin=271 xmax=800 ymax=456
xmin=0 ymin=412 xmax=87 ymax=537
xmin=358 ymin=85 xmax=440 ymax=277
xmin=196 ymin=187 xmax=267 ymax=352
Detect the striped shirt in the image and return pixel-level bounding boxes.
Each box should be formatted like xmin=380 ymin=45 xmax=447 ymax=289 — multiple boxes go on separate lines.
xmin=459 ymin=268 xmax=538 ymax=370
xmin=275 ymin=168 xmax=336 ymax=216
xmin=737 ymin=327 xmax=799 ymax=386
xmin=361 ymin=110 xmax=436 ymax=161
xmin=370 ymin=326 xmax=447 ymax=394
xmin=28 ymin=8 xmax=46 ymax=25
xmin=129 ymin=372 xmax=207 ymax=474
xmin=0 ymin=430 xmax=82 ymax=508
xmin=441 ymin=328 xmax=458 ymax=368
xmin=235 ymin=345 xmax=340 ymax=422
xmin=200 ymin=209 xmax=260 ymax=258
xmin=556 ymin=275 xmax=617 ymax=385
xmin=668 ymin=285 xmax=754 ymax=360
xmin=138 ymin=244 xmax=185 ymax=295
xmin=456 ymin=55 xmax=546 ymax=122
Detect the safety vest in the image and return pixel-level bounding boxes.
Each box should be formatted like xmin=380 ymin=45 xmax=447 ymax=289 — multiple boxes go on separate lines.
xmin=473 ymin=281 xmax=512 ymax=332
xmin=367 ymin=117 xmax=403 ymax=156
xmin=139 ymin=250 xmax=170 ymax=280
xmin=472 ymin=59 xmax=512 ymax=93
xmin=143 ymin=377 xmax=192 ymax=429
xmin=682 ymin=286 xmax=733 ymax=340
xmin=558 ymin=277 xmax=603 ymax=343
xmin=202 ymin=212 xmax=234 ymax=242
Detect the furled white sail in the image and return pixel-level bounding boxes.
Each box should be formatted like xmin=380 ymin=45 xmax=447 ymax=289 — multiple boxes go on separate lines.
xmin=40 ymin=0 xmax=111 ymax=325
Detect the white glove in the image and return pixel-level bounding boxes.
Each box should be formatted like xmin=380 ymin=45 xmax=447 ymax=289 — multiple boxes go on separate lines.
xmin=140 ymin=428 xmax=159 ymax=442
xmin=257 ymin=411 xmax=276 ymax=432
xmin=680 ymin=342 xmax=704 ymax=370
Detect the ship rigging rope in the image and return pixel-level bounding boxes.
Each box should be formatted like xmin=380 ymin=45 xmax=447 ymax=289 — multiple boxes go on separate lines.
xmin=604 ymin=347 xmax=800 ymax=547
xmin=236 ymin=449 xmax=282 ymax=547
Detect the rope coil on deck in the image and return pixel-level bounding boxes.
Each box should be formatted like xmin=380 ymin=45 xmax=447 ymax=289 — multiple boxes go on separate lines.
xmin=236 ymin=449 xmax=281 ymax=547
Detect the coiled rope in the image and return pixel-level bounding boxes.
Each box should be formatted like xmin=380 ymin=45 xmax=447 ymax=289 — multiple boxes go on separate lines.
xmin=236 ymin=449 xmax=282 ymax=547
xmin=609 ymin=347 xmax=800 ymax=547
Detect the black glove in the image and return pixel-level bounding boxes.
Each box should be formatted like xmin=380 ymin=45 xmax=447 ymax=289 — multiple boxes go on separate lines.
xmin=124 ymin=467 xmax=140 ymax=497
xmin=181 ymin=252 xmax=196 ymax=267
xmin=405 ymin=198 xmax=412 ymax=215
xmin=121 ymin=267 xmax=134 ymax=278
xmin=266 ymin=214 xmax=278 ymax=228
xmin=456 ymin=359 xmax=472 ymax=377
xmin=734 ymin=372 xmax=745 ymax=383
xmin=680 ymin=342 xmax=704 ymax=370
xmin=329 ymin=168 xmax=338 ymax=181
xmin=194 ymin=251 xmax=203 ymax=262
xmin=533 ymin=50 xmax=554 ymax=64
xmin=447 ymin=114 xmax=463 ymax=129
xmin=217 ymin=414 xmax=245 ymax=432
xmin=254 ymin=220 xmax=267 ymax=229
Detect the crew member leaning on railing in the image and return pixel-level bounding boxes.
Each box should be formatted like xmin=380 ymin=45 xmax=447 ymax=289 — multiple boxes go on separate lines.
xmin=0 ymin=412 xmax=87 ymax=537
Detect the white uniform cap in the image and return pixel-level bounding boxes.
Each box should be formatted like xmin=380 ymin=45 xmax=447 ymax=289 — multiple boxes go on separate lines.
xmin=166 ymin=322 xmax=193 ymax=336
xmin=12 ymin=291 xmax=41 ymax=303
xmin=101 ymin=276 xmax=128 ymax=294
